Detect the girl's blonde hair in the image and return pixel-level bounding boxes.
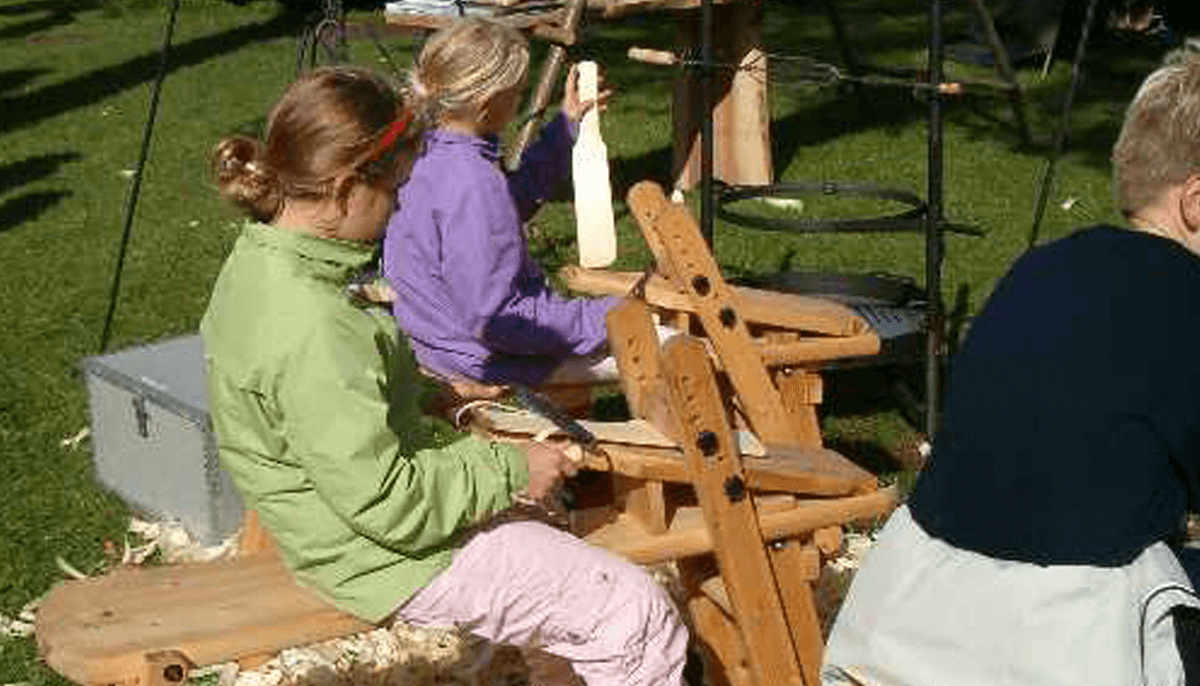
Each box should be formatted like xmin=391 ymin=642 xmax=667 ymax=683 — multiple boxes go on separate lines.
xmin=1112 ymin=55 xmax=1200 ymax=218
xmin=408 ymin=17 xmax=530 ymax=127
xmin=211 ymin=66 xmax=419 ymax=222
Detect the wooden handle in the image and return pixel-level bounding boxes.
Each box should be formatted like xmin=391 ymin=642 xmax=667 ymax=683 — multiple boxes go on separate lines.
xmin=628 ymin=46 xmax=678 ymax=67
xmin=577 ymin=60 xmax=601 ymax=143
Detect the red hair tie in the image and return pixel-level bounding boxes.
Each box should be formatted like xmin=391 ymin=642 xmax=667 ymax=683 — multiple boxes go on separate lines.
xmin=370 ymin=111 xmax=413 ymax=159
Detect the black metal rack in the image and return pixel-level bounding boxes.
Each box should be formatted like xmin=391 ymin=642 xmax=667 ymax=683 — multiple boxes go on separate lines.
xmin=691 ymin=0 xmax=961 ymax=438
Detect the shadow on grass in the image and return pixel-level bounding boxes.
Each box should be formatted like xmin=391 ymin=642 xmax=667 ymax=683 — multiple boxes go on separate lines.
xmin=946 ymin=30 xmax=1171 ymax=169
xmin=803 ymin=360 xmax=933 ymax=475
xmin=0 ymin=190 xmax=71 ymax=233
xmin=0 ymin=7 xmax=303 ymax=137
xmin=0 ymin=67 xmax=48 ymax=96
xmin=0 ymin=0 xmax=98 ymax=17
xmin=0 ymin=152 xmax=81 ymax=196
xmin=610 ymin=145 xmax=674 ymax=202
xmin=0 ymin=1 xmax=96 ymax=41
xmin=826 ymin=435 xmax=907 ymax=475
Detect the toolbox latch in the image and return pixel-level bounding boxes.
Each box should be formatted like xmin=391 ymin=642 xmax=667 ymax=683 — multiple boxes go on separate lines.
xmin=132 ymin=396 xmax=150 ymax=438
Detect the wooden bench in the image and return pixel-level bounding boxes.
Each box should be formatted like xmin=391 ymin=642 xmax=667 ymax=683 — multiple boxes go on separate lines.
xmin=35 ymin=516 xmax=370 ymax=686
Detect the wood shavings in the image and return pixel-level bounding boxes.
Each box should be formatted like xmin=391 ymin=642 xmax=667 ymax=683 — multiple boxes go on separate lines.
xmin=60 ymin=427 xmax=89 ymax=450
xmin=127 ymin=517 xmax=237 ymax=564
xmin=3 ymin=597 xmax=41 ymax=639
xmin=55 ymin=555 xmax=88 ymax=580
xmin=814 ymin=531 xmax=878 ymax=638
xmin=0 ymin=613 xmax=34 ymax=639
xmin=226 ymin=623 xmax=530 ymax=686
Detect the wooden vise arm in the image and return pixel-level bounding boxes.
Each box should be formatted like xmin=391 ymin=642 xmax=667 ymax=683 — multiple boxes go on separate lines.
xmin=562 ymin=266 xmax=875 ymax=338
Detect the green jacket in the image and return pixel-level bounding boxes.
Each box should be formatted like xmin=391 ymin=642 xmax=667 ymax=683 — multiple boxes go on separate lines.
xmin=200 ymin=222 xmax=529 ymax=622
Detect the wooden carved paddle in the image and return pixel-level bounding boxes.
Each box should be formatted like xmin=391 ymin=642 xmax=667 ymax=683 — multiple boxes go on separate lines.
xmin=572 ymin=61 xmax=617 ymax=268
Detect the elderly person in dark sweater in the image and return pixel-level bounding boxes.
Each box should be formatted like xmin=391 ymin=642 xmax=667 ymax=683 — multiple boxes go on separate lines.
xmin=821 ymin=56 xmax=1200 ymax=686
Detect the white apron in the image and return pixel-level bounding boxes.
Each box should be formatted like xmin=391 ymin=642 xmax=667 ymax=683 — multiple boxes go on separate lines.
xmin=822 ymin=506 xmax=1200 ymax=686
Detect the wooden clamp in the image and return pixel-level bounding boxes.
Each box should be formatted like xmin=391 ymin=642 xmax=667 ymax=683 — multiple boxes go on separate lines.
xmin=628 ymin=181 xmax=807 ymax=447
xmin=660 ymin=334 xmax=805 ymax=686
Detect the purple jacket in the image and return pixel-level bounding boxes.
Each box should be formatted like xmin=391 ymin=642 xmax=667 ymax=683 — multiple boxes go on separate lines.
xmin=383 ymin=114 xmax=619 ymax=386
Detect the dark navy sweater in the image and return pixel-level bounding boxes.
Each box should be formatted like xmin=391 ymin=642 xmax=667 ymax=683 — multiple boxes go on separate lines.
xmin=910 ymin=225 xmax=1200 ymax=566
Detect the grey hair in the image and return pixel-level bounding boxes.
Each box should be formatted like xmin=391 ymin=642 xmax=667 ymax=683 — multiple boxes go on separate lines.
xmin=1112 ymin=55 xmax=1200 ymax=217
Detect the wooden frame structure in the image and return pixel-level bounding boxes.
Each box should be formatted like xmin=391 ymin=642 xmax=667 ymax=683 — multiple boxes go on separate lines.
xmin=471 ymin=180 xmax=898 ymax=685
xmin=36 ymin=184 xmax=897 ymax=686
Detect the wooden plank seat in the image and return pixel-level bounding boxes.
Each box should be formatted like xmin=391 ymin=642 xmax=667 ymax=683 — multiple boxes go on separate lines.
xmin=36 ymin=544 xmax=370 ymax=686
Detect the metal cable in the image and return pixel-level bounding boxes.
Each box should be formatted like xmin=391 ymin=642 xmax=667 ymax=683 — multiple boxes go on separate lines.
xmin=98 ymin=0 xmax=182 ymax=353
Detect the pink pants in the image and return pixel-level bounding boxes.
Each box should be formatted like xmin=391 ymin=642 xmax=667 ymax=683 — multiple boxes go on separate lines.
xmin=395 ymin=521 xmax=689 ymax=686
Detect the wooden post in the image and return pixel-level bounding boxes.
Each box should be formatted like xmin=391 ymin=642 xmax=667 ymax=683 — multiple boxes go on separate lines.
xmin=772 ymin=368 xmax=824 ymax=447
xmin=237 ymin=509 xmax=275 ymax=557
xmin=767 ymin=541 xmax=824 ymax=686
xmin=672 ymin=1 xmax=771 ymax=191
xmin=506 ymin=0 xmax=587 ymax=171
xmin=605 ymin=298 xmax=680 ymax=439
xmin=660 ymin=335 xmax=804 ymax=686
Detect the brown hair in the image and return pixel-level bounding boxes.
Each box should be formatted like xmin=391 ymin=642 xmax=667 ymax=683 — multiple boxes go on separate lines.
xmin=212 ymin=66 xmax=418 ymax=222
xmin=1112 ymin=55 xmax=1200 ymax=218
xmin=408 ymin=17 xmax=530 ymax=128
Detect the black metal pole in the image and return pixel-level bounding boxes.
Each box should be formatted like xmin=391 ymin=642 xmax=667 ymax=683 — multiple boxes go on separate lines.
xmin=1027 ymin=0 xmax=1101 ymax=250
xmin=99 ymin=0 xmax=182 ymax=354
xmin=699 ymin=0 xmax=715 ymax=246
xmin=925 ymin=0 xmax=945 ymax=439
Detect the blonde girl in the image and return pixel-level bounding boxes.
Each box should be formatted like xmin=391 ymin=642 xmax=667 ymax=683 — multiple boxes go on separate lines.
xmin=383 ymin=18 xmax=623 ymax=391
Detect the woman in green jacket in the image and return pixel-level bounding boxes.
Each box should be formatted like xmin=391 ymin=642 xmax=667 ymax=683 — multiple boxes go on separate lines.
xmin=201 ymin=66 xmax=687 ymax=686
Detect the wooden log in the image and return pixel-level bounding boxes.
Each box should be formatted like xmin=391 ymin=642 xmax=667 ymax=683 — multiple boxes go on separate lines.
xmin=773 ymin=369 xmax=824 ymax=447
xmin=670 ymin=1 xmax=771 ymax=189
xmin=812 ymin=526 xmax=842 ymax=556
xmin=686 ymin=593 xmax=755 ymax=686
xmin=612 ymin=474 xmax=670 ymax=534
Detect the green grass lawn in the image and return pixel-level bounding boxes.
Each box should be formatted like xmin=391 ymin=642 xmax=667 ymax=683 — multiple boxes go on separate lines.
xmin=0 ymin=0 xmax=1176 ymax=682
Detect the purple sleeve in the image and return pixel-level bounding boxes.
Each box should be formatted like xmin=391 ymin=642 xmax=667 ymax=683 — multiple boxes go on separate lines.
xmin=485 ymin=287 xmax=620 ymax=358
xmin=446 ymin=170 xmax=617 ymax=358
xmin=507 ymin=114 xmax=577 ymax=222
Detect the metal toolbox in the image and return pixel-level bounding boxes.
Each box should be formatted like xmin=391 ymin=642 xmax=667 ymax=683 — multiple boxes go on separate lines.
xmin=81 ymin=334 xmax=242 ymax=546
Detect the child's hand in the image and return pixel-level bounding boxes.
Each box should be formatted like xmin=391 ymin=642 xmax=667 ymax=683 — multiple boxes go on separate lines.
xmin=561 ymin=62 xmax=611 ymax=124
xmin=521 ymin=439 xmax=580 ymax=501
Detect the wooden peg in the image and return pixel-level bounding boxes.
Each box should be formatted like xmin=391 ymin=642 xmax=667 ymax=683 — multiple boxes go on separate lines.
xmin=142 ymin=651 xmax=191 ymax=686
